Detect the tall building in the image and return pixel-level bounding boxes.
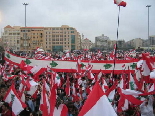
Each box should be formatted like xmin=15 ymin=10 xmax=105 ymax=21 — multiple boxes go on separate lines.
xmin=2 ymin=25 xmax=21 ymax=51
xmin=20 ymin=27 xmax=44 ymax=51
xmin=117 ymin=40 xmax=125 ymax=48
xmin=43 ymin=25 xmax=81 ymax=52
xmin=2 ymin=25 xmax=81 ymax=52
xmin=95 ymin=34 xmax=111 ymax=49
xmin=81 ymin=38 xmax=93 ymax=50
xmin=126 ymin=38 xmax=143 ymax=49
xmin=149 ymin=35 xmax=155 ymax=47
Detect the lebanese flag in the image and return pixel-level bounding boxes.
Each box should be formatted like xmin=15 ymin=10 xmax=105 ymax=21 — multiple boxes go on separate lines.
xmin=101 ymin=78 xmax=108 ymax=92
xmin=40 ymin=80 xmax=50 ymax=116
xmin=20 ymin=60 xmax=26 ymax=70
xmin=49 ymin=85 xmax=57 ymax=116
xmin=30 ymin=65 xmax=46 ymax=81
xmin=53 ymin=104 xmax=68 ymax=116
xmin=30 ymin=65 xmax=46 ymax=76
xmin=83 ymin=64 xmax=94 ymax=79
xmin=76 ymin=58 xmax=82 ymax=74
xmin=118 ymin=88 xmax=143 ymax=105
xmin=109 ymin=44 xmax=117 ymax=60
xmin=106 ymin=81 xmax=117 ymax=102
xmin=3 ymin=84 xmax=27 ymax=116
xmin=79 ymin=82 xmax=117 ymax=116
xmin=26 ymin=79 xmax=38 ymax=95
xmin=129 ymin=73 xmax=137 ymax=90
xmin=117 ymin=94 xmax=129 ymax=113
xmin=9 ymin=64 xmax=14 ymax=74
xmin=114 ymin=0 xmax=126 ymax=7
xmin=2 ymin=74 xmax=16 ymax=81
xmin=65 ymin=76 xmax=70 ymax=96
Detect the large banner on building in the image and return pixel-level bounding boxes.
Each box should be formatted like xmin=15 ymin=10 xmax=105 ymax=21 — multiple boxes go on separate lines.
xmin=4 ymin=51 xmax=138 ymax=73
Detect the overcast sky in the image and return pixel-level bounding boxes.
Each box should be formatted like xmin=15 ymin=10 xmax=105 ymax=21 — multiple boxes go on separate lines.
xmin=0 ymin=0 xmax=154 ymax=42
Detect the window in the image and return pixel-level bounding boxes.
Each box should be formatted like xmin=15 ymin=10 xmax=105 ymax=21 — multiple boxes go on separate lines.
xmin=71 ymin=35 xmax=75 ymax=44
xmin=52 ymin=45 xmax=63 ymax=52
xmin=70 ymin=28 xmax=74 ymax=30
xmin=71 ymin=31 xmax=74 ymax=33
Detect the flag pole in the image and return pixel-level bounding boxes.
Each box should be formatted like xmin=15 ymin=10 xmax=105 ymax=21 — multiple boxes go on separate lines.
xmin=112 ymin=6 xmax=121 ymax=83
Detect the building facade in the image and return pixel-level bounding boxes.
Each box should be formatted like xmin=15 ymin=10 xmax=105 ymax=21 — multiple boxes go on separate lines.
xmin=2 ymin=25 xmax=21 ymax=51
xmin=20 ymin=27 xmax=44 ymax=51
xmin=43 ymin=25 xmax=81 ymax=52
xmin=81 ymin=38 xmax=93 ymax=50
xmin=126 ymin=38 xmax=144 ymax=49
xmin=2 ymin=25 xmax=81 ymax=52
xmin=95 ymin=34 xmax=111 ymax=49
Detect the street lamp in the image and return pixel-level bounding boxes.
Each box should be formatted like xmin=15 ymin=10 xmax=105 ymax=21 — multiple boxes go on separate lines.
xmin=23 ymin=3 xmax=28 ymax=52
xmin=146 ymin=5 xmax=151 ymax=49
xmin=23 ymin=3 xmax=28 ymax=27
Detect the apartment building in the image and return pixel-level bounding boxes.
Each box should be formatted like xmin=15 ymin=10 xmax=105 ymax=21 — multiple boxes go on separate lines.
xmin=43 ymin=25 xmax=81 ymax=52
xmin=95 ymin=34 xmax=111 ymax=49
xmin=20 ymin=27 xmax=44 ymax=51
xmin=126 ymin=38 xmax=143 ymax=49
xmin=81 ymin=38 xmax=93 ymax=50
xmin=2 ymin=25 xmax=81 ymax=52
xmin=2 ymin=25 xmax=21 ymax=51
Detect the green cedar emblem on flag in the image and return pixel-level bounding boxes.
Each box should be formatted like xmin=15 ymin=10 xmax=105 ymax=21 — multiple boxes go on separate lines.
xmin=24 ymin=59 xmax=31 ymax=64
xmin=104 ymin=64 xmax=112 ymax=69
xmin=56 ymin=75 xmax=60 ymax=79
xmin=50 ymin=61 xmax=58 ymax=67
xmin=10 ymin=94 xmax=15 ymax=106
xmin=129 ymin=82 xmax=135 ymax=90
xmin=6 ymin=53 xmax=10 ymax=58
xmin=81 ymin=63 xmax=86 ymax=68
xmin=130 ymin=63 xmax=137 ymax=69
xmin=108 ymin=98 xmax=113 ymax=102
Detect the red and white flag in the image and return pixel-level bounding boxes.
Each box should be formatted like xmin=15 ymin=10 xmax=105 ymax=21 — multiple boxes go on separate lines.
xmin=79 ymin=82 xmax=117 ymax=116
xmin=4 ymin=84 xmax=27 ymax=116
xmin=114 ymin=0 xmax=126 ymax=7
xmin=53 ymin=104 xmax=68 ymax=116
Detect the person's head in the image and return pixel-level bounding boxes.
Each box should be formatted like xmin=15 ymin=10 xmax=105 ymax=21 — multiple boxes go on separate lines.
xmin=30 ymin=112 xmax=36 ymax=116
xmin=0 ymin=88 xmax=5 ymax=93
xmin=2 ymin=102 xmax=10 ymax=111
xmin=25 ymin=94 xmax=31 ymax=101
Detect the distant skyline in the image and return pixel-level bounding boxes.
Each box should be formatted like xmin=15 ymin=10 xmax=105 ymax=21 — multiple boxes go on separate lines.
xmin=0 ymin=0 xmax=155 ymax=42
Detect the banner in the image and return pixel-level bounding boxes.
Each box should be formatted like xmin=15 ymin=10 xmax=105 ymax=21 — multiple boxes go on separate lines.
xmin=4 ymin=51 xmax=138 ymax=73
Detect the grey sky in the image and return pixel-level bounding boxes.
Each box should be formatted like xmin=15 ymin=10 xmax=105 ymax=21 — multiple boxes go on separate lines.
xmin=0 ymin=0 xmax=155 ymax=42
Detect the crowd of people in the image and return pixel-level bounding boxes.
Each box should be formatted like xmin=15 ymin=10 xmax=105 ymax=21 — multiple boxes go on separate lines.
xmin=0 ymin=49 xmax=155 ymax=116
